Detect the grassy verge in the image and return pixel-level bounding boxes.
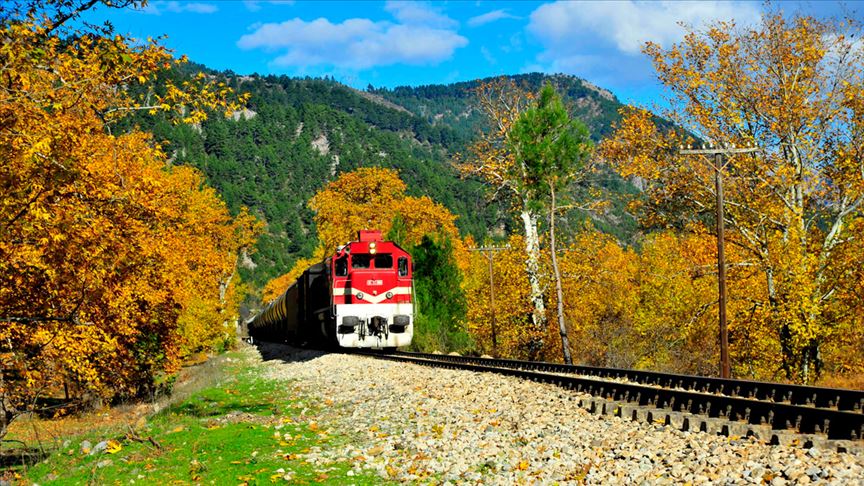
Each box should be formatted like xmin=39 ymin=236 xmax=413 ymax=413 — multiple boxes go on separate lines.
xmin=8 ymin=347 xmax=385 ymax=485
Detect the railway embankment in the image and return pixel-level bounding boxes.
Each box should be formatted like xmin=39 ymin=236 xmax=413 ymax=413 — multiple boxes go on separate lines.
xmin=259 ymin=342 xmax=864 ymax=484
xmin=11 ymin=343 xmax=864 ymax=484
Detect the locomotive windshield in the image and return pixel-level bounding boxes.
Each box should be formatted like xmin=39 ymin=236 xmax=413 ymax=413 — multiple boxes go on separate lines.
xmin=398 ymin=256 xmax=408 ymax=276
xmin=374 ymin=254 xmax=392 ymax=268
xmin=352 ymin=254 xmax=371 ymax=268
xmin=350 ymin=254 xmax=393 ymax=269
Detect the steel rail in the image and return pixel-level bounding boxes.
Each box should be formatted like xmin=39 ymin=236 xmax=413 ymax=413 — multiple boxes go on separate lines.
xmin=395 ymin=352 xmax=864 ymax=413
xmin=357 ymin=351 xmax=864 ymax=443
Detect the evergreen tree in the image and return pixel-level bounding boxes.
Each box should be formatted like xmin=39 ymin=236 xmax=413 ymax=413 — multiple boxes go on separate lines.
xmin=508 ymin=83 xmax=593 ymax=364
xmin=409 ymin=235 xmax=472 ymax=353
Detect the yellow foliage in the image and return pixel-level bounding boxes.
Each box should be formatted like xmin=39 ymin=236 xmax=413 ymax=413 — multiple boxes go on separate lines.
xmin=308 ymin=167 xmax=408 ymax=254
xmin=460 ymin=223 xmax=797 ymax=378
xmin=264 ymin=168 xmax=465 ymax=302
xmin=601 ymin=12 xmax=864 ymax=383
xmin=0 ymin=12 xmax=259 ymax=431
xmin=463 ymin=235 xmax=537 ymax=359
xmin=262 ymin=248 xmax=326 ymax=302
xmin=544 ymin=227 xmax=777 ymax=376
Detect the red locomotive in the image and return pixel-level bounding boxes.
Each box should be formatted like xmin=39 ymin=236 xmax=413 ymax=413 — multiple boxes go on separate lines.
xmin=248 ymin=230 xmax=414 ymax=349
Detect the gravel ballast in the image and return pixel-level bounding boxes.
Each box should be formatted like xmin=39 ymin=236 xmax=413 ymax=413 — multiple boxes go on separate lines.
xmin=252 ymin=343 xmax=864 ymax=485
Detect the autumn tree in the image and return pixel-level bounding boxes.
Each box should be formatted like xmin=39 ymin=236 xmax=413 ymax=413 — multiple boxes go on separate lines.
xmin=604 ymin=12 xmax=864 ymax=383
xmin=507 ymin=83 xmax=593 ymax=364
xmin=554 ymin=228 xmax=639 ymax=367
xmin=463 ymin=235 xmax=537 ymax=358
xmin=460 ymin=79 xmax=549 ymax=355
xmin=550 ymin=226 xmax=768 ymax=375
xmin=266 ymin=167 xmax=467 ymax=298
xmin=0 ymin=3 xmax=256 ymax=438
xmin=307 ymin=167 xmax=466 ymax=261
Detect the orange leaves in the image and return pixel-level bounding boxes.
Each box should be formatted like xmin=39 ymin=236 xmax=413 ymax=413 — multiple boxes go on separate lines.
xmin=0 ymin=17 xmax=246 ymax=132
xmin=308 ymin=167 xmax=407 ymax=254
xmin=601 ymin=107 xmax=668 ymax=180
xmin=554 ymin=227 xmax=771 ymax=376
xmin=159 ymin=75 xmax=251 ymax=125
xmin=261 ymin=249 xmax=325 ymax=303
xmin=604 ymin=11 xmax=864 ymax=382
xmin=309 ymin=167 xmax=462 ymax=254
xmin=263 ymin=167 xmax=464 ymax=302
xmin=460 ymin=223 xmax=789 ymax=377
xmin=0 ymin=14 xmax=260 ymax=432
xmin=463 ymin=235 xmax=536 ymax=358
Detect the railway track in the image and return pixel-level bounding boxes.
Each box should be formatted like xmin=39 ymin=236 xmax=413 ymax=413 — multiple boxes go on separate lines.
xmin=357 ymin=350 xmax=864 ymax=452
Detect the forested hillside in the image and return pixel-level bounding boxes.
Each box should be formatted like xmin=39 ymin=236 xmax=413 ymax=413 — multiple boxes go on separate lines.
xmin=133 ymin=70 xmax=638 ymax=286
xmin=370 ymin=73 xmax=623 ymax=142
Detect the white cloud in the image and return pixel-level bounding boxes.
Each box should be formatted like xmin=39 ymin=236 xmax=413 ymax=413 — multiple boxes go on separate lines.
xmin=500 ymin=32 xmax=523 ymax=54
xmin=383 ymin=1 xmax=457 ymax=27
xmin=142 ymin=1 xmax=218 ymax=15
xmin=529 ymin=1 xmax=761 ymax=55
xmin=480 ymin=46 xmax=497 ymax=65
xmin=238 ymin=17 xmax=467 ymax=69
xmin=523 ymin=1 xmax=762 ymax=99
xmin=468 ymin=9 xmax=519 ymax=28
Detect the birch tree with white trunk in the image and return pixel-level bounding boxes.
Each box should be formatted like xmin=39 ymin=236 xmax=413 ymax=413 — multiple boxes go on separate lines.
xmin=508 ymin=83 xmax=593 ymax=364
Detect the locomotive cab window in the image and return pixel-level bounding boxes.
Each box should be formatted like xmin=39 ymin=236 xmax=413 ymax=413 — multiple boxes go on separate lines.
xmin=374 ymin=254 xmax=392 ymax=269
xmin=335 ymin=256 xmax=348 ymax=276
xmin=398 ymin=256 xmax=408 ymax=277
xmin=351 ymin=254 xmax=371 ymax=269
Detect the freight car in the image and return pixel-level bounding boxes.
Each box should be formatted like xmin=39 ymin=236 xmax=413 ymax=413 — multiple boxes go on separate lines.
xmin=248 ymin=230 xmax=413 ymax=349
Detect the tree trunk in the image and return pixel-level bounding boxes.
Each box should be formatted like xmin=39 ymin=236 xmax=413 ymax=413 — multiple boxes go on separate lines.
xmin=520 ymin=207 xmax=546 ymax=355
xmin=549 ymin=186 xmax=572 ymax=364
xmin=219 ymin=255 xmax=238 ymax=331
xmin=0 ymin=372 xmax=10 ymax=441
xmin=0 ymin=410 xmax=12 ymax=442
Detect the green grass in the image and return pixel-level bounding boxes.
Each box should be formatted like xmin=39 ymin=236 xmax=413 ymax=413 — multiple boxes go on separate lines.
xmin=20 ymin=349 xmax=387 ymax=485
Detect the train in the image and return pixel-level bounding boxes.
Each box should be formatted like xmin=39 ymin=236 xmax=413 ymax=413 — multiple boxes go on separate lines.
xmin=247 ymin=230 xmax=414 ymax=350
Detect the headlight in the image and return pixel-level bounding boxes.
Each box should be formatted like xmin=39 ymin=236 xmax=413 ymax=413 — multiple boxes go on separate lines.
xmin=369 ymin=241 xmax=377 ymax=254
xmin=386 ymin=292 xmax=393 ymax=299
xmin=356 ymin=292 xmax=364 ymax=300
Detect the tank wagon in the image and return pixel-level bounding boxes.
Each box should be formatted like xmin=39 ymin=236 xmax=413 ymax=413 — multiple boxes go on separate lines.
xmin=248 ymin=230 xmax=413 ymax=349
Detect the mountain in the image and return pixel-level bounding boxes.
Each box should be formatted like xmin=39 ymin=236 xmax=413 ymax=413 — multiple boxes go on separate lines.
xmin=369 ymin=73 xmax=623 ymax=143
xmin=131 ymin=70 xmax=639 ymax=286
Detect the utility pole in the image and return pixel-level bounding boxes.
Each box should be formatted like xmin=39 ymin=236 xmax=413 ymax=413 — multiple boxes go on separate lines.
xmin=680 ymin=142 xmax=759 ymax=379
xmin=469 ymin=246 xmax=508 ymax=356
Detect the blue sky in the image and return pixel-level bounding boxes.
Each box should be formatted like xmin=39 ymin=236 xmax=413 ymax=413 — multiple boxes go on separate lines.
xmin=81 ymin=1 xmax=858 ymax=106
